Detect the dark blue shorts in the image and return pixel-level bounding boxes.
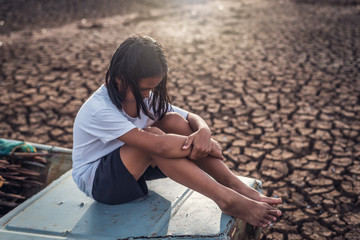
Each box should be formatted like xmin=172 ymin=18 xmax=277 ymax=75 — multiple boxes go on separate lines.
xmin=92 ymin=147 xmax=166 ymax=205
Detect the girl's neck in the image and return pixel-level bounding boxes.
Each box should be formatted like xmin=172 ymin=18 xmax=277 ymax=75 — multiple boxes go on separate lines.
xmin=122 ymin=101 xmax=139 ymax=118
xmin=124 ymin=99 xmax=136 ymax=103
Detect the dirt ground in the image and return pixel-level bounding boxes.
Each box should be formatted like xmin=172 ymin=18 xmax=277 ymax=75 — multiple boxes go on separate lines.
xmin=0 ymin=0 xmax=360 ymax=239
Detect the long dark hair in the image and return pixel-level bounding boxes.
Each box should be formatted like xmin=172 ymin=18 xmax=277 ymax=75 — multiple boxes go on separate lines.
xmin=105 ymin=35 xmax=170 ymax=120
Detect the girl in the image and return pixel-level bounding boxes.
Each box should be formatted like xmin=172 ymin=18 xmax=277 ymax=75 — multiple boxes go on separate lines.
xmin=72 ymin=35 xmax=282 ymax=228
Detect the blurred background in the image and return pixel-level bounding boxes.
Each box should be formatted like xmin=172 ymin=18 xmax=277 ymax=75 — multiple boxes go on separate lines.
xmin=0 ymin=0 xmax=359 ymax=239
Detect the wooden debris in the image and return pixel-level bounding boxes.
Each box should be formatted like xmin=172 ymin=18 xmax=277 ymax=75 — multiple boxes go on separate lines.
xmin=0 ymin=191 xmax=26 ymax=199
xmin=0 ymin=150 xmax=48 ymax=217
xmin=0 ymin=200 xmax=19 ymax=208
xmin=11 ymin=152 xmax=48 ymax=157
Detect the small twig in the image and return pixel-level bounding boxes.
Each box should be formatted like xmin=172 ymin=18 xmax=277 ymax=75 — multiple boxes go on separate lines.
xmin=0 ymin=191 xmax=25 ymax=199
xmin=11 ymin=152 xmax=49 ymax=157
xmin=0 ymin=200 xmax=19 ymax=208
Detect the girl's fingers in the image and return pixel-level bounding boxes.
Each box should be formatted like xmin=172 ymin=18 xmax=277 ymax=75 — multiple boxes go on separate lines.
xmin=191 ymin=148 xmax=207 ymax=160
xmin=182 ymin=136 xmax=194 ymax=149
xmin=216 ymin=151 xmax=225 ymax=160
xmin=189 ymin=142 xmax=211 ymax=160
xmin=191 ymin=147 xmax=202 ymax=158
xmin=195 ymin=147 xmax=208 ymax=159
xmin=210 ymin=148 xmax=224 ymax=160
xmin=189 ymin=149 xmax=198 ymax=160
xmin=198 ymin=152 xmax=207 ymax=160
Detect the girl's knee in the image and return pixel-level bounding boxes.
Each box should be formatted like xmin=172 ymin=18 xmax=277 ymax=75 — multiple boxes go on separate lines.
xmin=155 ymin=112 xmax=189 ymax=130
xmin=151 ymin=112 xmax=192 ymax=135
xmin=162 ymin=112 xmax=187 ymax=123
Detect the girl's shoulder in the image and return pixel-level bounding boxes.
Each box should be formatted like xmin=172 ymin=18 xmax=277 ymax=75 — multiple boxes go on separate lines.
xmin=77 ymin=85 xmax=118 ymax=117
xmin=83 ymin=85 xmax=111 ymax=107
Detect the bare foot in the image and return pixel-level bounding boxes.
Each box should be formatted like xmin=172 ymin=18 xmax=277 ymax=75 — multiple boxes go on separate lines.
xmin=218 ymin=191 xmax=282 ymax=228
xmin=231 ymin=180 xmax=282 ymax=206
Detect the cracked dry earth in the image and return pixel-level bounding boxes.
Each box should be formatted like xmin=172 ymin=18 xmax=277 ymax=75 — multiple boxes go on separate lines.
xmin=0 ymin=0 xmax=360 ymax=239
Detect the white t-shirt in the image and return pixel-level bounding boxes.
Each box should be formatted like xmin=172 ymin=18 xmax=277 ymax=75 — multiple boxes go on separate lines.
xmin=72 ymin=84 xmax=188 ymax=197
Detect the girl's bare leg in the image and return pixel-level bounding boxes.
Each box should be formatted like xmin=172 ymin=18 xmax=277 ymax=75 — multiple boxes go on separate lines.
xmin=153 ymin=112 xmax=282 ymax=206
xmin=150 ymin=150 xmax=281 ymax=227
xmin=193 ymin=155 xmax=282 ymax=206
xmin=121 ymin=127 xmax=281 ymax=227
xmin=119 ymin=143 xmax=153 ymax=181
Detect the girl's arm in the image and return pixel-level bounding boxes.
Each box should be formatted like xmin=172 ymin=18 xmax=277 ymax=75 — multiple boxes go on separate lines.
xmin=187 ymin=112 xmax=211 ymax=134
xmin=183 ymin=113 xmax=224 ymax=160
xmin=118 ymin=128 xmax=192 ymax=159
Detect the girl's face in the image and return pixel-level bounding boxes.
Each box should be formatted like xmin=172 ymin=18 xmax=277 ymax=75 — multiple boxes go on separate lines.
xmin=126 ymin=75 xmax=164 ymax=101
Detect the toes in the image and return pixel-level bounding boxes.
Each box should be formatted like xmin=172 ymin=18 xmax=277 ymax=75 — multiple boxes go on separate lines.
xmin=268 ymin=197 xmax=282 ymax=205
xmin=269 ymin=209 xmax=282 ymax=217
xmin=266 ymin=215 xmax=277 ymax=222
xmin=261 ymin=195 xmax=282 ymax=205
xmin=262 ymin=220 xmax=271 ymax=227
xmin=276 ymin=210 xmax=282 ymax=216
xmin=258 ymin=220 xmax=269 ymax=228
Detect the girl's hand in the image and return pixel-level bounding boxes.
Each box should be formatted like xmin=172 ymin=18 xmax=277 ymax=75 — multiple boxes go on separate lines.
xmin=209 ymin=139 xmax=225 ymax=161
xmin=182 ymin=128 xmax=211 ymax=160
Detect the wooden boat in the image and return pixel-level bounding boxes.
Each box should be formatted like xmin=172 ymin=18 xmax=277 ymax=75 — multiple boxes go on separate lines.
xmin=0 ymin=139 xmax=262 ymax=240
